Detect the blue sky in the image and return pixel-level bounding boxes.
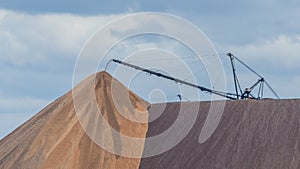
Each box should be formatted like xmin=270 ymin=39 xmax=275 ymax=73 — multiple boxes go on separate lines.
xmin=1 ymin=1 xmax=300 ymax=139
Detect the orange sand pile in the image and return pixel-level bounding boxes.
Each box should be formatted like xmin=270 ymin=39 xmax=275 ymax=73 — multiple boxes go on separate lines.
xmin=0 ymin=72 xmax=149 ymax=169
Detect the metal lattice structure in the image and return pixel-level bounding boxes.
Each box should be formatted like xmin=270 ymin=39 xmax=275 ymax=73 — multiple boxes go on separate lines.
xmin=108 ymin=53 xmax=279 ymax=100
xmin=227 ymin=53 xmax=279 ymax=100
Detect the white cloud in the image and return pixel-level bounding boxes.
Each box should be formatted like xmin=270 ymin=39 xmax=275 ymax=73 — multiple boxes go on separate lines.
xmin=218 ymin=35 xmax=300 ymax=98
xmin=0 ymin=10 xmax=7 ymax=22
xmin=1 ymin=9 xmax=299 ymax=140
xmin=0 ymin=9 xmax=121 ymax=67
xmin=226 ymin=35 xmax=300 ymax=70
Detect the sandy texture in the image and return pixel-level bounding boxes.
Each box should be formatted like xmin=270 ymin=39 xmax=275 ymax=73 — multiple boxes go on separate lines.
xmin=140 ymin=99 xmax=300 ymax=169
xmin=0 ymin=72 xmax=149 ymax=169
xmin=1 ymin=71 xmax=300 ymax=169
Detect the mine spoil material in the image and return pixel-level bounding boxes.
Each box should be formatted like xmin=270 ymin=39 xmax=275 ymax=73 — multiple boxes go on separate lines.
xmin=0 ymin=72 xmax=149 ymax=169
xmin=1 ymin=71 xmax=299 ymax=169
xmin=140 ymin=99 xmax=300 ymax=169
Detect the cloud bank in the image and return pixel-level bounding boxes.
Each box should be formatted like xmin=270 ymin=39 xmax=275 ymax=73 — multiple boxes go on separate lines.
xmin=0 ymin=8 xmax=300 ymax=139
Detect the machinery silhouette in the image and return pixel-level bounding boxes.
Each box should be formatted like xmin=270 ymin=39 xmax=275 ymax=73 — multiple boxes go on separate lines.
xmin=108 ymin=53 xmax=279 ymax=100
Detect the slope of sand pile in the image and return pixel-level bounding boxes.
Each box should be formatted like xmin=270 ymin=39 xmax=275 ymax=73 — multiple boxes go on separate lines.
xmin=0 ymin=72 xmax=149 ymax=169
xmin=1 ymin=71 xmax=300 ymax=169
xmin=140 ymin=99 xmax=300 ymax=169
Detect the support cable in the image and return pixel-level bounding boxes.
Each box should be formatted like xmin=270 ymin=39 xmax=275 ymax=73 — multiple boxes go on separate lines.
xmin=111 ymin=59 xmax=238 ymax=100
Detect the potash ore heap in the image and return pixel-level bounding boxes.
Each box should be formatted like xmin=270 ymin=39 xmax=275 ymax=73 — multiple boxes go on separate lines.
xmin=1 ymin=71 xmax=300 ymax=169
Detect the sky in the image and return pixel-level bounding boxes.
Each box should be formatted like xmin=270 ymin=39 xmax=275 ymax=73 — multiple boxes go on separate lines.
xmin=1 ymin=0 xmax=300 ymax=139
